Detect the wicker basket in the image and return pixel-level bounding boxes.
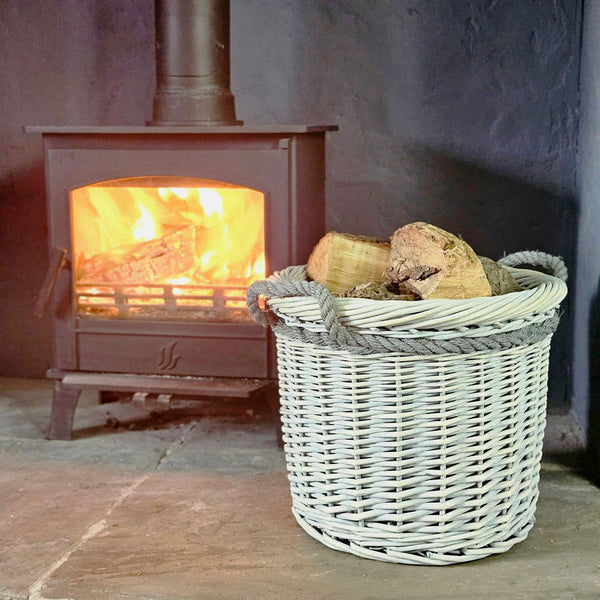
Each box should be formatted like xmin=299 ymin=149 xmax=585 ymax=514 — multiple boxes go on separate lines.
xmin=247 ymin=251 xmax=568 ymax=565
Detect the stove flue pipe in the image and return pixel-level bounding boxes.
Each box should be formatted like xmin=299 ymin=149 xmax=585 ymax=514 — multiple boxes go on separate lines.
xmin=150 ymin=0 xmax=241 ymax=125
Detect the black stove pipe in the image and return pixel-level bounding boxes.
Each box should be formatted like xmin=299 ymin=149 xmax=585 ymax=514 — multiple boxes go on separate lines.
xmin=150 ymin=0 xmax=242 ymax=125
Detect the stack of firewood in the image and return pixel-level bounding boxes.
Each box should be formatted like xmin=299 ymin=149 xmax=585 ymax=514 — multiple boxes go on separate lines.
xmin=307 ymin=222 xmax=522 ymax=300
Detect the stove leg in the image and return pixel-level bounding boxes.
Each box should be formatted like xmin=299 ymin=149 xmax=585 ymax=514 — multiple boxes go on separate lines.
xmin=264 ymin=383 xmax=282 ymax=448
xmin=47 ymin=382 xmax=80 ymax=440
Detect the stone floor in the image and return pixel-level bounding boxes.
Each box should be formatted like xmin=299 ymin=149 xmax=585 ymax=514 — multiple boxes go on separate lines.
xmin=0 ymin=377 xmax=598 ymax=600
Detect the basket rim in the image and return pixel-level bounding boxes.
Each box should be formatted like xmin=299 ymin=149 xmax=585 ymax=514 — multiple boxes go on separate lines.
xmin=266 ymin=265 xmax=567 ymax=331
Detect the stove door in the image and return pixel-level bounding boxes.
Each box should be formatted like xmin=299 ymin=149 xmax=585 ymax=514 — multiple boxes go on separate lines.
xmin=46 ymin=142 xmax=291 ymax=378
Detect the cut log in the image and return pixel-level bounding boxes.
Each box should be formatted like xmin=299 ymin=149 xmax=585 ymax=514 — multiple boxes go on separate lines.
xmin=479 ymin=256 xmax=523 ymax=296
xmin=385 ymin=222 xmax=492 ymax=299
xmin=77 ymin=225 xmax=197 ymax=283
xmin=307 ymin=232 xmax=391 ymax=294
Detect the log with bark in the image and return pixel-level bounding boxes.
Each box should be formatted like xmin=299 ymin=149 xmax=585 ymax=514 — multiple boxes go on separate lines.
xmin=384 ymin=222 xmax=492 ymax=300
xmin=305 ymin=224 xmax=524 ymax=301
xmin=341 ymin=281 xmax=417 ymax=300
xmin=479 ymin=256 xmax=523 ymax=295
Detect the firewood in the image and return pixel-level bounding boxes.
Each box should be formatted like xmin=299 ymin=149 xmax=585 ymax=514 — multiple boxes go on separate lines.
xmin=479 ymin=256 xmax=523 ymax=295
xmin=307 ymin=232 xmax=391 ymax=294
xmin=78 ymin=225 xmax=197 ymax=283
xmin=340 ymin=281 xmax=417 ymax=300
xmin=385 ymin=222 xmax=492 ymax=300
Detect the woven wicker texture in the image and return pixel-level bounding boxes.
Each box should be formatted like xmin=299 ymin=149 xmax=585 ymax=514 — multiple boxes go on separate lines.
xmin=250 ymin=252 xmax=568 ymax=564
xmin=278 ymin=337 xmax=550 ymax=565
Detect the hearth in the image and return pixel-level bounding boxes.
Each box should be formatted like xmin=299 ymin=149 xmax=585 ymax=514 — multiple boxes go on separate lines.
xmin=28 ymin=0 xmax=336 ymax=439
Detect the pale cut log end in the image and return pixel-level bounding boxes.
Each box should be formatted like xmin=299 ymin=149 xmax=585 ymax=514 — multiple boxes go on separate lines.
xmin=307 ymin=232 xmax=391 ymax=293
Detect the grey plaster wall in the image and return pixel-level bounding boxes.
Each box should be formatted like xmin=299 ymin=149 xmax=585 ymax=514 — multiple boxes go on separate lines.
xmin=0 ymin=1 xmax=580 ymax=410
xmin=230 ymin=0 xmax=580 ymax=409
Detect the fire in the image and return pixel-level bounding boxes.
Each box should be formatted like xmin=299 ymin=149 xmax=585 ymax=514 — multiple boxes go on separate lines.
xmin=132 ymin=202 xmax=158 ymax=241
xmin=169 ymin=277 xmax=192 ymax=286
xmin=71 ymin=179 xmax=266 ymax=296
xmin=200 ymin=250 xmax=217 ymax=270
xmin=198 ymin=189 xmax=225 ymax=219
xmin=170 ymin=187 xmax=192 ymax=200
xmin=253 ymin=253 xmax=265 ymax=278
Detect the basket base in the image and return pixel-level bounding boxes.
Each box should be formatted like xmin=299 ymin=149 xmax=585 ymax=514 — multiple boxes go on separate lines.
xmin=292 ymin=508 xmax=535 ymax=566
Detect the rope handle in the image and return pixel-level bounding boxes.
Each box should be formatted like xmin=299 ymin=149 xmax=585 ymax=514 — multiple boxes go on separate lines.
xmin=498 ymin=250 xmax=567 ymax=282
xmin=247 ymin=277 xmax=357 ymax=347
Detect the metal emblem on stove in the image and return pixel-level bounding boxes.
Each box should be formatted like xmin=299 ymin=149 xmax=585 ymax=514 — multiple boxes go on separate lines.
xmin=158 ymin=341 xmax=181 ymax=371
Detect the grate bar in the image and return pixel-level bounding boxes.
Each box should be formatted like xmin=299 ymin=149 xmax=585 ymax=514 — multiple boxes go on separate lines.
xmin=76 ymin=281 xmax=250 ymax=321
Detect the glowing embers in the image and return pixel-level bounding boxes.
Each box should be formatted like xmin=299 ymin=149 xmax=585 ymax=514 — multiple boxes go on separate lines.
xmin=75 ymin=283 xmax=251 ymax=322
xmin=71 ymin=177 xmax=265 ymax=321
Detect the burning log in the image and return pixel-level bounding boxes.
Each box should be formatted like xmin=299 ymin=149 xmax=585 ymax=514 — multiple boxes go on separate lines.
xmin=77 ymin=225 xmax=197 ymax=283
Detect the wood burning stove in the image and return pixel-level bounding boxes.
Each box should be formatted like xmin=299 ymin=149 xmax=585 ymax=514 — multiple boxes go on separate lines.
xmin=30 ymin=124 xmax=335 ymax=439
xmin=28 ymin=0 xmax=336 ymax=439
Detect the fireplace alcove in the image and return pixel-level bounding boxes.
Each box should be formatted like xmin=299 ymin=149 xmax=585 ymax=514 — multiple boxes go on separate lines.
xmin=30 ymin=124 xmax=336 ymax=439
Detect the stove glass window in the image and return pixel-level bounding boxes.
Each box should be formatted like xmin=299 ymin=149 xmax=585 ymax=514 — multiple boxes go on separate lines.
xmin=70 ymin=177 xmax=265 ymax=322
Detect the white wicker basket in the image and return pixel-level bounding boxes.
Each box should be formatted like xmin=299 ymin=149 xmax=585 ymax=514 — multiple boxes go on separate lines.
xmin=248 ymin=252 xmax=568 ymax=565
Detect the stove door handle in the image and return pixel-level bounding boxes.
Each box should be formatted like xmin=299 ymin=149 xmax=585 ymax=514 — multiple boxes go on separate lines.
xmin=33 ymin=247 xmax=68 ymax=318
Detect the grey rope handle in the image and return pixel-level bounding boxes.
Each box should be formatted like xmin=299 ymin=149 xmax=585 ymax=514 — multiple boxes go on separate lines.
xmin=498 ymin=250 xmax=567 ymax=282
xmin=247 ymin=278 xmax=358 ymax=349
xmin=247 ymin=250 xmax=564 ymax=356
